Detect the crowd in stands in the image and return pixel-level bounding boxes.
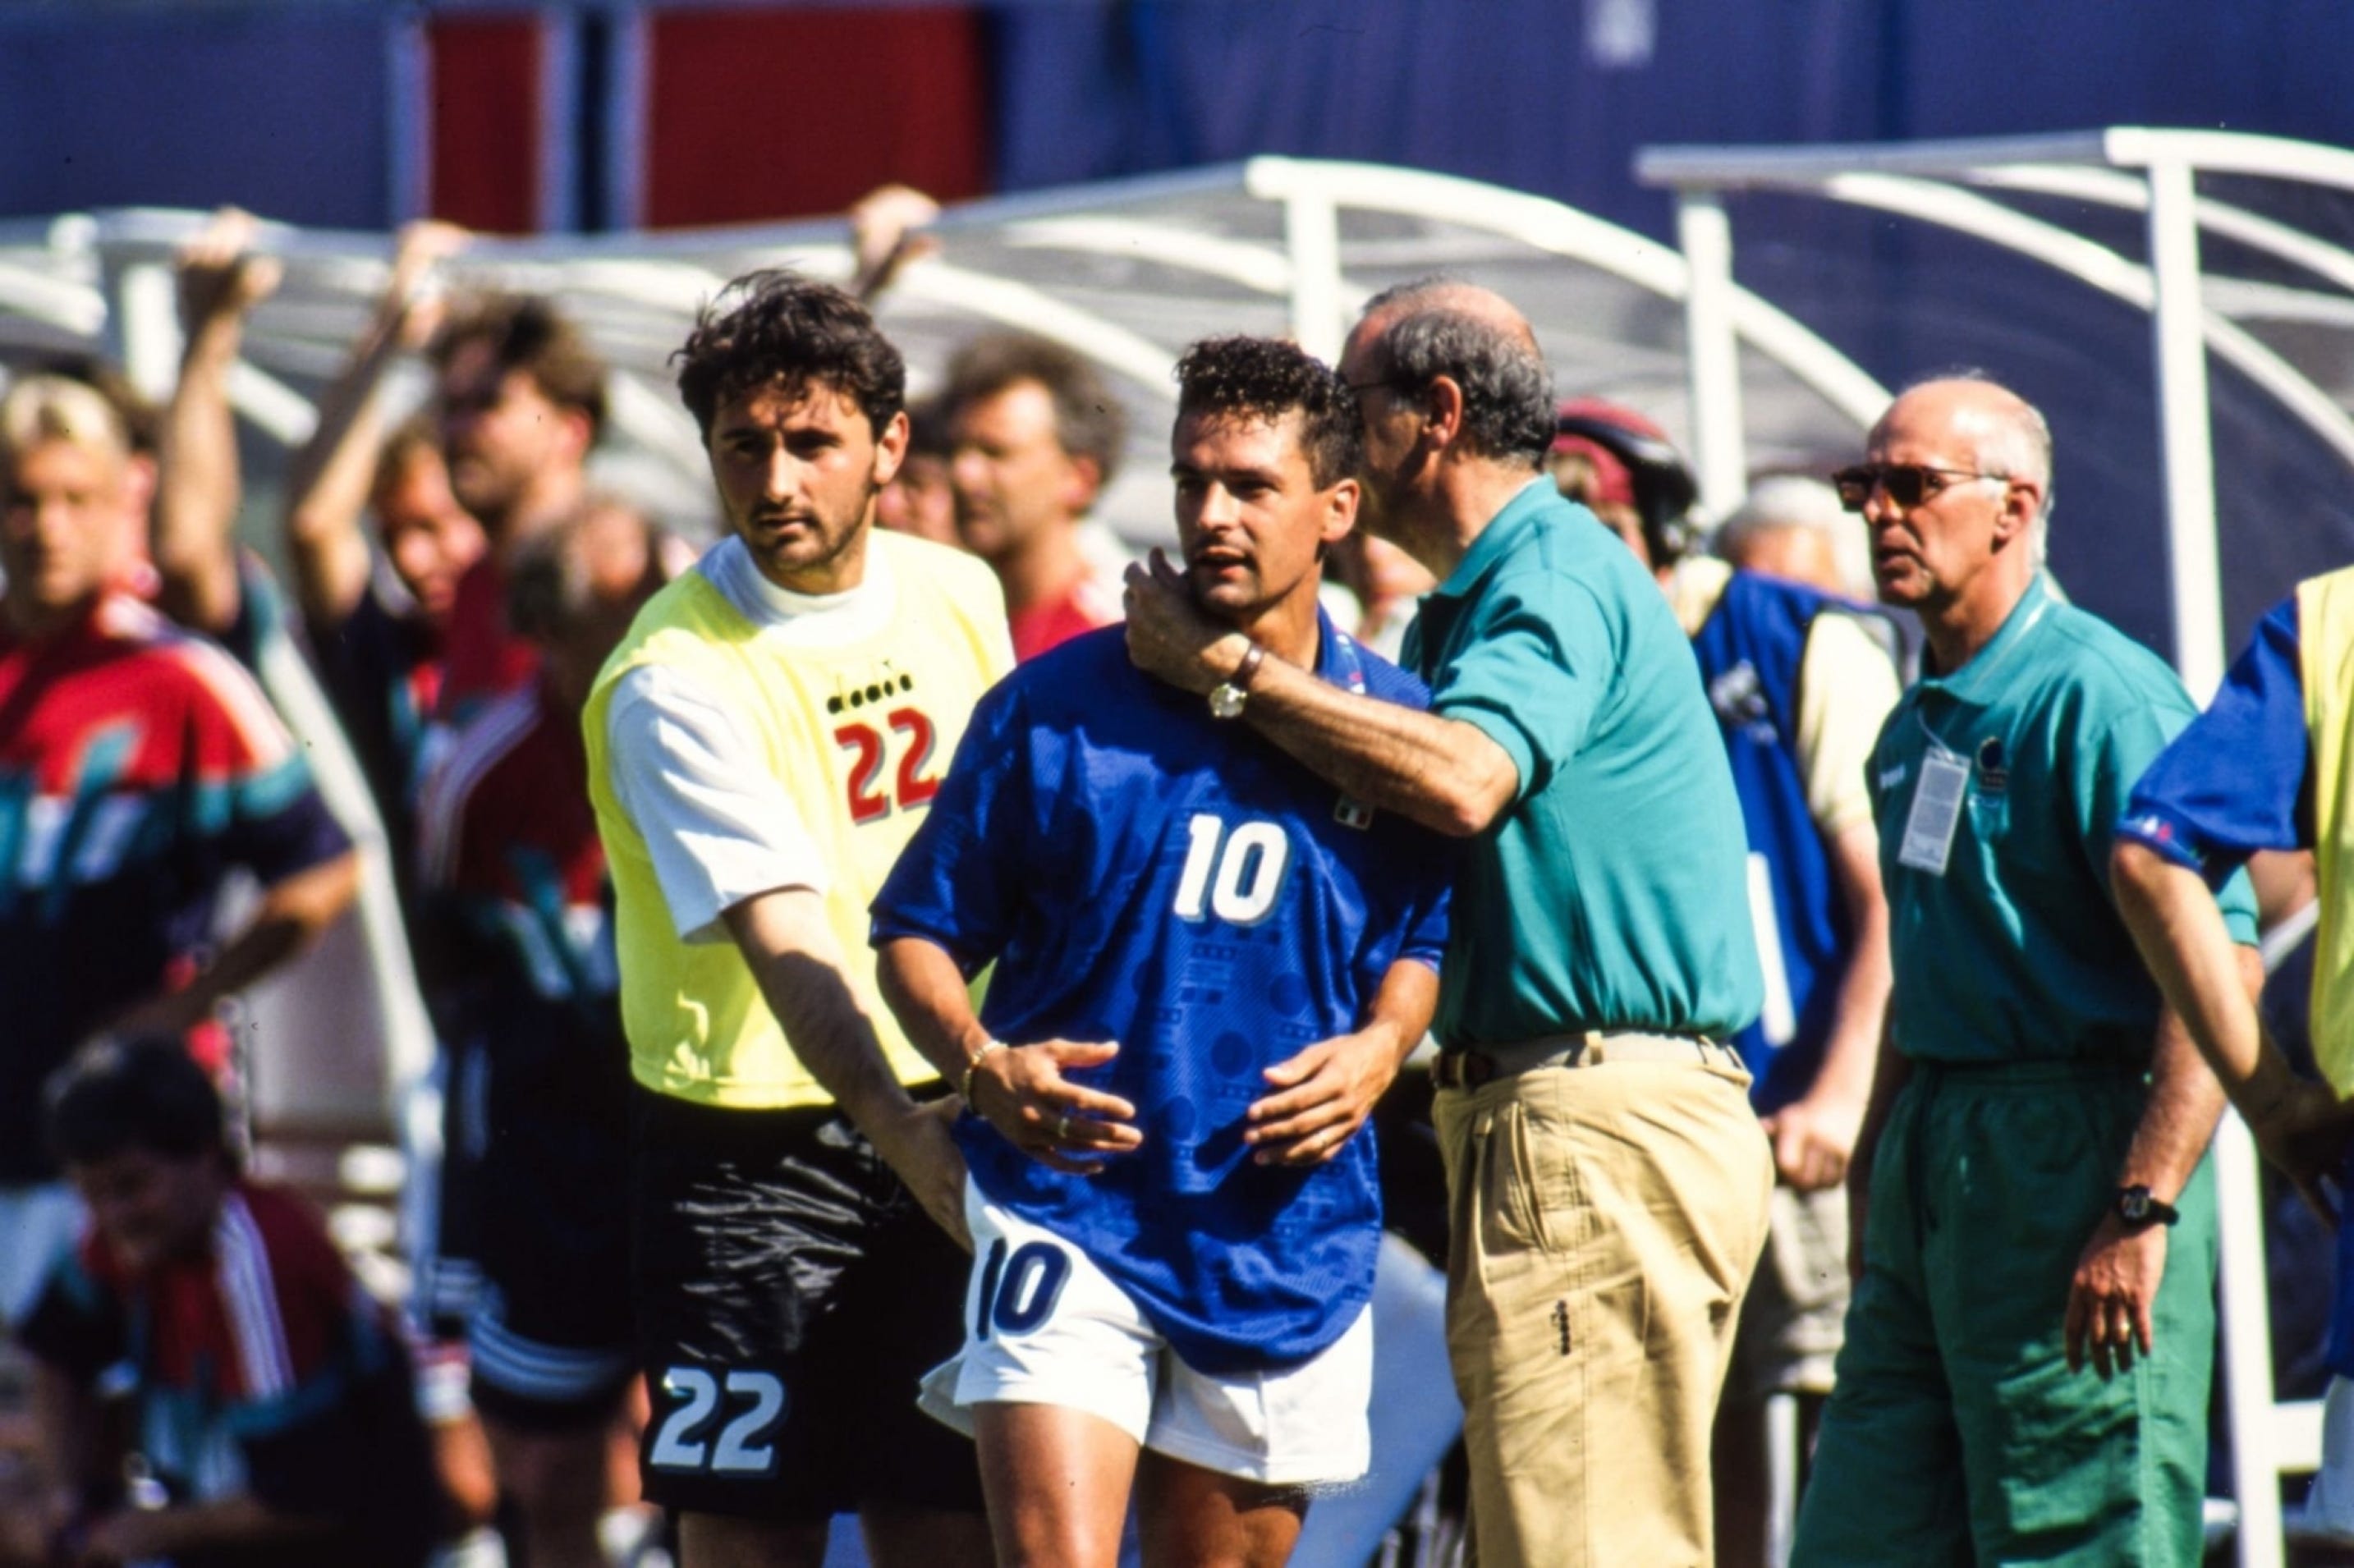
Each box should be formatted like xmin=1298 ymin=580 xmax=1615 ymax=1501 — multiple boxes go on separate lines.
xmin=0 ymin=199 xmax=2341 ymax=1568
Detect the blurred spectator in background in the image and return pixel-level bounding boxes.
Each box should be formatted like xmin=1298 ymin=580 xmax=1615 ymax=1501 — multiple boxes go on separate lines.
xmin=0 ymin=374 xmax=356 ymax=1334
xmin=847 ymin=183 xmax=943 ymax=304
xmin=1558 ymin=400 xmax=1899 ymax=1568
xmin=280 ymin=220 xmax=483 ymax=909
xmin=3 ymin=1038 xmax=438 ymax=1568
xmin=1549 ymin=394 xmax=1699 ymax=574
xmin=878 ymin=395 xmax=959 ymax=548
xmin=25 ymin=355 xmax=158 ymax=605
xmin=1716 ymin=474 xmax=1873 ymax=601
xmin=943 ymin=332 xmax=1129 ymax=660
xmin=1326 ymin=529 xmax=1434 ymax=664
xmin=143 ymin=208 xmax=294 ymax=673
xmin=430 ymin=292 xmax=607 ymax=720
xmin=413 ymin=500 xmax=666 ymax=1568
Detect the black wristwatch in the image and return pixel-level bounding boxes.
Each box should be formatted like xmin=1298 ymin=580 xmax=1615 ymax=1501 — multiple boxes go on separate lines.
xmin=2114 ymin=1185 xmax=2182 ymax=1229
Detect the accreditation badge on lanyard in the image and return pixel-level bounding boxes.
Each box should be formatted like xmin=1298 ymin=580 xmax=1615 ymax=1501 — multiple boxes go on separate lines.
xmin=1897 ymin=738 xmax=1971 ymax=876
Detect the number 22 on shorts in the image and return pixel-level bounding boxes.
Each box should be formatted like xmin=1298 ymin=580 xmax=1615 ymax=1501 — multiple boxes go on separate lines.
xmin=648 ymin=1366 xmax=787 ymax=1474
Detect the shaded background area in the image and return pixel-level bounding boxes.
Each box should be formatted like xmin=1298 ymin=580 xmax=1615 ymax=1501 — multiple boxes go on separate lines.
xmin=10 ymin=0 xmax=2354 ymax=240
xmin=7 ymin=0 xmax=2354 ymax=656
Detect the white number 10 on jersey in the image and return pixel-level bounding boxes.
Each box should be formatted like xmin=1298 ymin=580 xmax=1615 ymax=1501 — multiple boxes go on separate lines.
xmin=1172 ymin=814 xmax=1292 ymax=925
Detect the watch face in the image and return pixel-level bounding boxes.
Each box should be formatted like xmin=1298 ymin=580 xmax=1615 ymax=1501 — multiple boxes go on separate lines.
xmin=1208 ymin=684 xmax=1246 ymax=720
xmin=2120 ymin=1189 xmax=2150 ymax=1222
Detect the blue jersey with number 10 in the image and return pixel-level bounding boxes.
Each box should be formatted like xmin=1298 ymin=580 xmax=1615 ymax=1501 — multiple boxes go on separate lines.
xmin=872 ymin=619 xmax=1454 ymax=1374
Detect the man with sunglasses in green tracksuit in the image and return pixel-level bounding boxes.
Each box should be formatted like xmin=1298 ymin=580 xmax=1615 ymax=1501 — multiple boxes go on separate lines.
xmin=1791 ymin=375 xmax=2258 ymax=1566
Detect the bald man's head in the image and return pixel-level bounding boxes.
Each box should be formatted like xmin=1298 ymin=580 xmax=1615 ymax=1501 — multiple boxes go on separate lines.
xmin=1874 ymin=376 xmax=2053 ymax=529
xmin=1357 ymin=278 xmax=1541 ymax=354
xmin=1343 ymin=277 xmax=1554 ymax=468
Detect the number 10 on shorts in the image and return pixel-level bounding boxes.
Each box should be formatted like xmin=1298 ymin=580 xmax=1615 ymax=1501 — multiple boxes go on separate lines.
xmin=975 ymin=1237 xmax=1071 ymax=1339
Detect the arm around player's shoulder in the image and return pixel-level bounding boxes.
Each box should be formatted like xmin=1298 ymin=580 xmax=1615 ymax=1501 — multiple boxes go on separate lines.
xmin=1349 ymin=632 xmax=1435 ymax=712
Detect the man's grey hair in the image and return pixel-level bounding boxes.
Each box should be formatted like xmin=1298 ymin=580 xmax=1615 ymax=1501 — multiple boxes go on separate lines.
xmin=1358 ymin=277 xmax=1555 ymax=468
xmin=1900 ymin=367 xmax=2055 ymax=562
xmin=1715 ymin=475 xmax=1871 ymax=598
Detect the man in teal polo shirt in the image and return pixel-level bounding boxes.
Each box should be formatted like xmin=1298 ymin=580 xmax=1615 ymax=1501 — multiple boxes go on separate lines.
xmin=1125 ymin=277 xmax=1773 ymax=1567
xmin=1792 ymin=376 xmax=2258 ymax=1566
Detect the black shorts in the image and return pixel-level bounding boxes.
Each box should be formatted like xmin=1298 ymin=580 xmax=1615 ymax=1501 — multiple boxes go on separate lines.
xmin=467 ymin=1047 xmax=636 ymax=1431
xmin=413 ymin=1036 xmax=489 ymax=1341
xmin=629 ymin=1087 xmax=983 ymax=1521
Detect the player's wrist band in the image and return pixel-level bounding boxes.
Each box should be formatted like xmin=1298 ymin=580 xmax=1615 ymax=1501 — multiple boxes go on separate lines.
xmin=958 ymin=1038 xmax=1007 ymax=1101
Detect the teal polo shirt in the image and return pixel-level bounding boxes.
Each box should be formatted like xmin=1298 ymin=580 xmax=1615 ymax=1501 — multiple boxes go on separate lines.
xmin=1404 ymin=478 xmax=1761 ymax=1048
xmin=1870 ymin=575 xmax=2259 ymax=1066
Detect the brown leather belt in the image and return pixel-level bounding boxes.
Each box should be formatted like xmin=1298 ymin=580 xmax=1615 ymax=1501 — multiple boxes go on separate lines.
xmin=1430 ymin=1029 xmax=1737 ymax=1090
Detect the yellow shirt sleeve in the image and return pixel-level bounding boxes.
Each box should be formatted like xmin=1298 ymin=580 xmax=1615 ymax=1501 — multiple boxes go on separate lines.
xmin=1796 ymin=610 xmax=1902 ymax=837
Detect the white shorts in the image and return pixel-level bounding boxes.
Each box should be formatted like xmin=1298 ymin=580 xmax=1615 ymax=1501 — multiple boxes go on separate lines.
xmin=918 ymin=1181 xmax=1374 ymax=1487
xmin=2304 ymin=1375 xmax=2354 ymax=1538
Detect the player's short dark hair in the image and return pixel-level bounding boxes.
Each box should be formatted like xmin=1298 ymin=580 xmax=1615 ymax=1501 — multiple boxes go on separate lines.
xmin=673 ymin=269 xmax=905 ymax=443
xmin=1172 ymin=337 xmax=1361 ymax=489
xmin=1357 ymin=277 xmax=1554 ymax=469
xmin=433 ymin=292 xmax=610 ymax=444
xmin=941 ymin=332 xmax=1126 ymax=488
xmin=47 ymin=1037 xmax=232 ymax=1169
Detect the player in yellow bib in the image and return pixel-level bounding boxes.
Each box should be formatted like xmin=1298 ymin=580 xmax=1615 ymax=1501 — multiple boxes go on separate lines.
xmin=582 ymin=271 xmax=1008 ymax=1567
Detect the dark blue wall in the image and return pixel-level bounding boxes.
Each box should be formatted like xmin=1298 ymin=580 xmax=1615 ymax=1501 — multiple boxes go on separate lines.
xmin=988 ymin=0 xmax=2354 ymax=657
xmin=0 ymin=7 xmax=392 ymax=229
xmin=4 ymin=0 xmax=2349 ymax=654
xmin=989 ymin=0 xmax=2354 ymax=237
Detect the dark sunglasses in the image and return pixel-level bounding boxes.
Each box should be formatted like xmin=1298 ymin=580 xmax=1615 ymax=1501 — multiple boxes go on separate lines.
xmin=1832 ymin=463 xmax=2006 ymax=512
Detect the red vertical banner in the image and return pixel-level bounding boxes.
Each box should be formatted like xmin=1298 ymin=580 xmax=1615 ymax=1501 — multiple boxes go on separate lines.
xmin=644 ymin=7 xmax=989 ymax=229
xmin=428 ymin=13 xmax=545 ymax=234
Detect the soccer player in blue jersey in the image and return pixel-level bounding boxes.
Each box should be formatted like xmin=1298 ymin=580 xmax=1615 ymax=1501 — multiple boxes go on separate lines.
xmin=2111 ymin=567 xmax=2354 ymax=1534
xmin=870 ymin=335 xmax=1456 ymax=1568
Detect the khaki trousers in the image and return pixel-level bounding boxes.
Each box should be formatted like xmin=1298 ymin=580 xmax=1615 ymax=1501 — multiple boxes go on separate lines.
xmin=1434 ymin=1053 xmax=1774 ymax=1567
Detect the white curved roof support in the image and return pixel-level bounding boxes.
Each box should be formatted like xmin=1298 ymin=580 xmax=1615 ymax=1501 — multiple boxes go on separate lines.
xmin=883 ymin=257 xmax=1185 ymax=396
xmin=2102 ymin=127 xmax=2354 ymax=194
xmin=1000 ymin=217 xmax=1298 ymax=298
xmin=1675 ymin=191 xmax=1747 ymax=518
xmin=1799 ymin=173 xmax=2354 ymax=481
xmin=224 ymin=360 xmax=319 ymax=447
xmin=0 ymin=263 xmax=105 ymax=337
xmin=1246 ymin=156 xmax=1893 ymax=444
xmin=606 ymin=368 xmax=711 ymax=485
xmin=2145 ymin=156 xmax=2226 ymax=704
xmin=1975 ymin=163 xmax=2354 ymax=314
xmin=1792 ymin=171 xmax=2354 ymax=700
